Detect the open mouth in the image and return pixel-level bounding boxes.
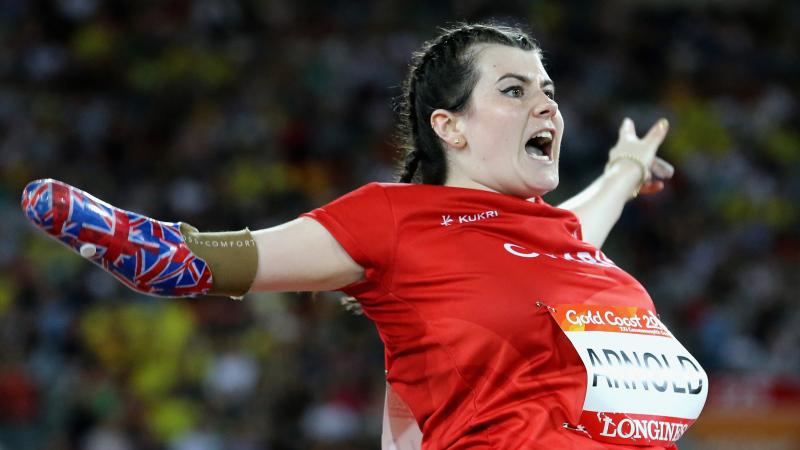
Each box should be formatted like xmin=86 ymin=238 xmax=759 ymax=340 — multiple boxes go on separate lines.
xmin=524 ymin=130 xmax=554 ymax=161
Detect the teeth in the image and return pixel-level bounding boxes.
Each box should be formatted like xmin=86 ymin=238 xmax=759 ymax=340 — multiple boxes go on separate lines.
xmin=526 ymin=149 xmax=550 ymax=161
xmin=525 ymin=143 xmax=550 ymax=160
xmin=524 ymin=130 xmax=554 ymax=161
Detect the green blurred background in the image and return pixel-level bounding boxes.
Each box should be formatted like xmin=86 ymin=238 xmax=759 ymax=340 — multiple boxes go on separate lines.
xmin=1 ymin=0 xmax=798 ymax=449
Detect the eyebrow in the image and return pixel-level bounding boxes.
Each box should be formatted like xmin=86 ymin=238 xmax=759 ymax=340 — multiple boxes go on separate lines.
xmin=496 ymin=73 xmax=554 ymax=89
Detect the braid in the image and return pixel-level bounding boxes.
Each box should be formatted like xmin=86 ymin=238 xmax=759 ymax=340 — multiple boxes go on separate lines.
xmin=399 ymin=150 xmax=421 ymax=183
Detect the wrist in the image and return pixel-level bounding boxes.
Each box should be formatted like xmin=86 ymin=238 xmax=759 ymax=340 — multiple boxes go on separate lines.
xmin=604 ymin=155 xmax=650 ymax=198
xmin=180 ymin=224 xmax=258 ymax=299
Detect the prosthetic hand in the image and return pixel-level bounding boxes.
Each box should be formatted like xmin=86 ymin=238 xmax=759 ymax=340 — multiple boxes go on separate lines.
xmin=21 ymin=179 xmax=256 ymax=298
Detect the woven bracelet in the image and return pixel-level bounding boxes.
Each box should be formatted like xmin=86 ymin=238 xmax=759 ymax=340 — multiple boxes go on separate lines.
xmin=605 ymin=154 xmax=649 ymax=198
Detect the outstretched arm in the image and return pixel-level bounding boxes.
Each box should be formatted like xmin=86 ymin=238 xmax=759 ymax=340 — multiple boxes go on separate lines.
xmin=21 ymin=179 xmax=364 ymax=298
xmin=249 ymin=217 xmax=363 ymax=292
xmin=558 ymin=118 xmax=673 ymax=248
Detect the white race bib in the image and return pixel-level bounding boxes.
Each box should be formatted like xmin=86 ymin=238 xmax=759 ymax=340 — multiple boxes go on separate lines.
xmin=547 ymin=304 xmax=708 ymax=446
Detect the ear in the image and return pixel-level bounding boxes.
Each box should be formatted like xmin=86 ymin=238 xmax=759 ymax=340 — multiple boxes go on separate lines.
xmin=430 ymin=109 xmax=466 ymax=149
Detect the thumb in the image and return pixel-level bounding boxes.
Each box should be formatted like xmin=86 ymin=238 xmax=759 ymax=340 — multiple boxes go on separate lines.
xmin=618 ymin=117 xmax=636 ymax=141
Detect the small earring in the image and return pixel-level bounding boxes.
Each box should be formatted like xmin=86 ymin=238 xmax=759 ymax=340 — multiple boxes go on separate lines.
xmin=454 ymin=138 xmax=461 ymax=145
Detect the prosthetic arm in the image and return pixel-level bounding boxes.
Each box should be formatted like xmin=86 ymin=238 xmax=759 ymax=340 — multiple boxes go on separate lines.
xmin=21 ymin=178 xmax=257 ymax=298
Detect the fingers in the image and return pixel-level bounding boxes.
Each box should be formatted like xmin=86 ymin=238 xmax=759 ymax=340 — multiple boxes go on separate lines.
xmin=618 ymin=117 xmax=636 ymax=141
xmin=638 ymin=180 xmax=664 ymax=195
xmin=651 ymin=157 xmax=674 ymax=179
xmin=638 ymin=157 xmax=674 ymax=195
xmin=643 ymin=118 xmax=669 ymax=146
xmin=633 ymin=158 xmax=674 ymax=196
xmin=611 ymin=118 xmax=674 ymax=198
xmin=618 ymin=117 xmax=669 ymax=145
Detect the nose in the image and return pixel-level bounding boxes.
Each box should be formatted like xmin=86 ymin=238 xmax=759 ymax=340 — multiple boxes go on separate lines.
xmin=533 ymin=95 xmax=558 ymax=119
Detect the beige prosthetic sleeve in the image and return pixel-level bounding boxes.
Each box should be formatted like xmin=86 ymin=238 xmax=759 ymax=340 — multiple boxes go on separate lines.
xmin=180 ymin=223 xmax=258 ymax=298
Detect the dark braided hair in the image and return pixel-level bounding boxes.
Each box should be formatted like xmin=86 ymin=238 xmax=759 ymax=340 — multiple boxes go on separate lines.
xmin=396 ymin=23 xmax=539 ymax=184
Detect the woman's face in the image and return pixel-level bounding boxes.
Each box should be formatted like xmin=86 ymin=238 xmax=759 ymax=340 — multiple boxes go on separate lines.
xmin=446 ymin=44 xmax=563 ymax=199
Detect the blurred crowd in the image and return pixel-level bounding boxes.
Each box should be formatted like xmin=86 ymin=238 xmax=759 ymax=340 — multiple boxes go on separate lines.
xmin=0 ymin=0 xmax=798 ymax=449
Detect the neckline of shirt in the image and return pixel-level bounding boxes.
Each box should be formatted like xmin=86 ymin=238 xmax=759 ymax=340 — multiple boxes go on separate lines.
xmin=380 ymin=182 xmax=547 ymax=205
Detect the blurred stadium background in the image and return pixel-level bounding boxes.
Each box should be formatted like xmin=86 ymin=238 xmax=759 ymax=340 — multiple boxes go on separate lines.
xmin=1 ymin=1 xmax=798 ymax=449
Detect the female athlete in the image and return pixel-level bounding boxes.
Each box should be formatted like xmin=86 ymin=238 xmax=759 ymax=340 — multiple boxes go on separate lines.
xmin=22 ymin=23 xmax=705 ymax=449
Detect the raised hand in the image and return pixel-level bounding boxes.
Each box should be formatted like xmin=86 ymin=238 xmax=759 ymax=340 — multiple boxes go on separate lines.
xmin=607 ymin=118 xmax=675 ymax=196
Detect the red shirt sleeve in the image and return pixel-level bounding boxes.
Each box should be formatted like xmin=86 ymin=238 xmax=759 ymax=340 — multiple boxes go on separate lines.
xmin=301 ymin=182 xmax=396 ymax=298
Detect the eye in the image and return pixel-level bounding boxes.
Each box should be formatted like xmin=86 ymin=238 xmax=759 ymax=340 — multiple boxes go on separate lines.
xmin=544 ymin=89 xmax=556 ymax=100
xmin=501 ymin=86 xmax=524 ymax=98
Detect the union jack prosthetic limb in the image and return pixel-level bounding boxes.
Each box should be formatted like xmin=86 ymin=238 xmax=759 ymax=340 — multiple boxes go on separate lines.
xmin=21 ymin=179 xmax=213 ymax=297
